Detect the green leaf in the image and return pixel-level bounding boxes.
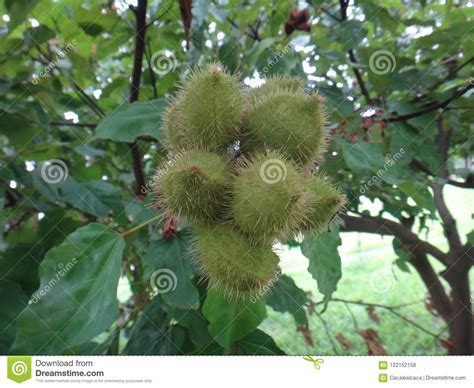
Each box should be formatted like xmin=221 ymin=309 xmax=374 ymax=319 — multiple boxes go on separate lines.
xmin=0 ymin=281 xmax=28 ymax=353
xmin=466 ymin=230 xmax=474 ymax=245
xmin=93 ymin=99 xmax=167 ymax=142
xmin=317 ymin=85 xmax=354 ymax=118
xmin=31 ymin=171 xmax=124 ymax=219
xmin=0 ymin=243 xmax=42 ymax=294
xmin=4 ymin=0 xmax=39 ymax=34
xmin=23 ymin=25 xmax=55 ymax=47
xmin=393 ymin=239 xmax=411 ymax=273
xmin=10 ymin=223 xmax=125 ymax=354
xmin=142 ymin=232 xmax=199 ymax=310
xmin=267 ymin=274 xmax=308 ymax=326
xmin=123 ymin=298 xmax=187 ymax=355
xmin=374 ymin=7 xmax=401 ymax=34
xmin=192 ymin=0 xmax=210 ymax=27
xmin=162 ymin=305 xmax=213 ymax=349
xmin=238 ymin=329 xmax=285 ymax=355
xmin=399 ymin=180 xmax=436 ymax=215
xmin=338 ymin=138 xmax=386 ymax=171
xmin=218 ymin=40 xmax=239 ymax=73
xmin=301 ymin=225 xmax=342 ymax=311
xmin=203 ymin=289 xmax=267 ymax=349
xmin=334 ymin=20 xmax=367 ymax=50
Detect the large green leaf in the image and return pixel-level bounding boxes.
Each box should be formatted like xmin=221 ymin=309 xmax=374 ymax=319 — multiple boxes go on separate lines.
xmin=203 ymin=289 xmax=266 ymax=349
xmin=31 ymin=171 xmax=124 ymax=219
xmin=162 ymin=305 xmax=213 ymax=349
xmin=238 ymin=329 xmax=285 ymax=355
xmin=123 ymin=298 xmax=187 ymax=355
xmin=10 ymin=223 xmax=125 ymax=354
xmin=142 ymin=232 xmax=199 ymax=310
xmin=0 ymin=281 xmax=28 ymax=353
xmin=0 ymin=243 xmax=42 ymax=295
xmin=301 ymin=226 xmax=342 ymax=311
xmin=338 ymin=138 xmax=386 ymax=172
xmin=93 ymin=99 xmax=167 ymax=142
xmin=267 ymin=274 xmax=308 ymax=326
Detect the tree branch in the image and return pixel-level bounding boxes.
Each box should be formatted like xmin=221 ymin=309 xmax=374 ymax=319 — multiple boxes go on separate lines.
xmin=340 ymin=213 xmax=448 ymax=265
xmin=340 ymin=213 xmax=454 ymax=326
xmin=145 ymin=38 xmax=158 ymax=99
xmin=226 ymin=16 xmax=262 ymax=41
xmin=431 ymin=119 xmax=464 ymax=254
xmin=128 ymin=0 xmax=148 ymax=197
xmin=411 ymin=159 xmax=474 ymax=189
xmin=426 ymin=56 xmax=474 ymax=92
xmin=339 ymin=0 xmax=373 ymax=105
xmin=384 ymin=83 xmax=473 ymax=122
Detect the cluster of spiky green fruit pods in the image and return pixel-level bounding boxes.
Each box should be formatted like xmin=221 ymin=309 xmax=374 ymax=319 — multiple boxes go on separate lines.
xmin=154 ymin=64 xmax=345 ymax=299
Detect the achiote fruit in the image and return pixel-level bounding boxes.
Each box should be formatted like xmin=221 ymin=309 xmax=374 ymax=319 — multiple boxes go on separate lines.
xmin=155 ymin=150 xmax=229 ymax=223
xmin=172 ymin=64 xmax=244 ymax=151
xmin=162 ymin=98 xmax=186 ymax=151
xmin=242 ymin=92 xmax=326 ymax=166
xmin=300 ymin=176 xmax=346 ymax=234
xmin=154 ymin=68 xmax=345 ymax=299
xmin=193 ymin=224 xmax=280 ymax=298
xmin=249 ymin=75 xmax=304 ymax=102
xmin=231 ymin=152 xmax=310 ymax=244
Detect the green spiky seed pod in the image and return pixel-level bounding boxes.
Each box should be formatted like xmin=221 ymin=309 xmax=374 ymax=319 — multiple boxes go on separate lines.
xmin=249 ymin=75 xmax=304 ymax=102
xmin=154 ymin=150 xmax=230 ymax=223
xmin=230 ymin=152 xmax=310 ymax=244
xmin=193 ymin=224 xmax=280 ymax=298
xmin=175 ymin=64 xmax=244 ymax=151
xmin=300 ymin=176 xmax=346 ymax=234
xmin=242 ymin=91 xmax=326 ymax=166
xmin=162 ymin=98 xmax=186 ymax=151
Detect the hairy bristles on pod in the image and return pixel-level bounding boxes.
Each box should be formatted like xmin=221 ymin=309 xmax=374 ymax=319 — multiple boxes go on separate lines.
xmin=230 ymin=151 xmax=311 ymax=244
xmin=298 ymin=175 xmax=346 ymax=235
xmin=249 ymin=75 xmax=305 ymax=102
xmin=153 ymin=150 xmax=230 ymax=224
xmin=192 ymin=224 xmax=280 ymax=299
xmin=242 ymin=91 xmax=327 ymax=166
xmin=174 ymin=63 xmax=244 ymax=151
xmin=154 ymin=64 xmax=344 ymax=299
xmin=162 ymin=97 xmax=186 ymax=152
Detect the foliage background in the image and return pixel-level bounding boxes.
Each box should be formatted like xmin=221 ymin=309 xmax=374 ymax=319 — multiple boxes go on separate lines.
xmin=0 ymin=0 xmax=473 ymax=355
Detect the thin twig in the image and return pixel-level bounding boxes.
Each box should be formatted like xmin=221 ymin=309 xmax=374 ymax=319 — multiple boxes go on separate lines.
xmin=339 ymin=0 xmax=373 ymax=105
xmin=321 ymin=298 xmax=444 ymax=340
xmin=384 ymin=83 xmax=473 ymax=122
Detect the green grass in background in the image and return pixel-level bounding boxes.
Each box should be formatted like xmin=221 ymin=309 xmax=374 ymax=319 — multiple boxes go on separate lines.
xmin=262 ymin=185 xmax=473 ymax=355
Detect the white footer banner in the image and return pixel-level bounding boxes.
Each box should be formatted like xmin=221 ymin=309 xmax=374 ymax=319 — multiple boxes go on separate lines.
xmin=0 ymin=356 xmax=471 ymax=387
